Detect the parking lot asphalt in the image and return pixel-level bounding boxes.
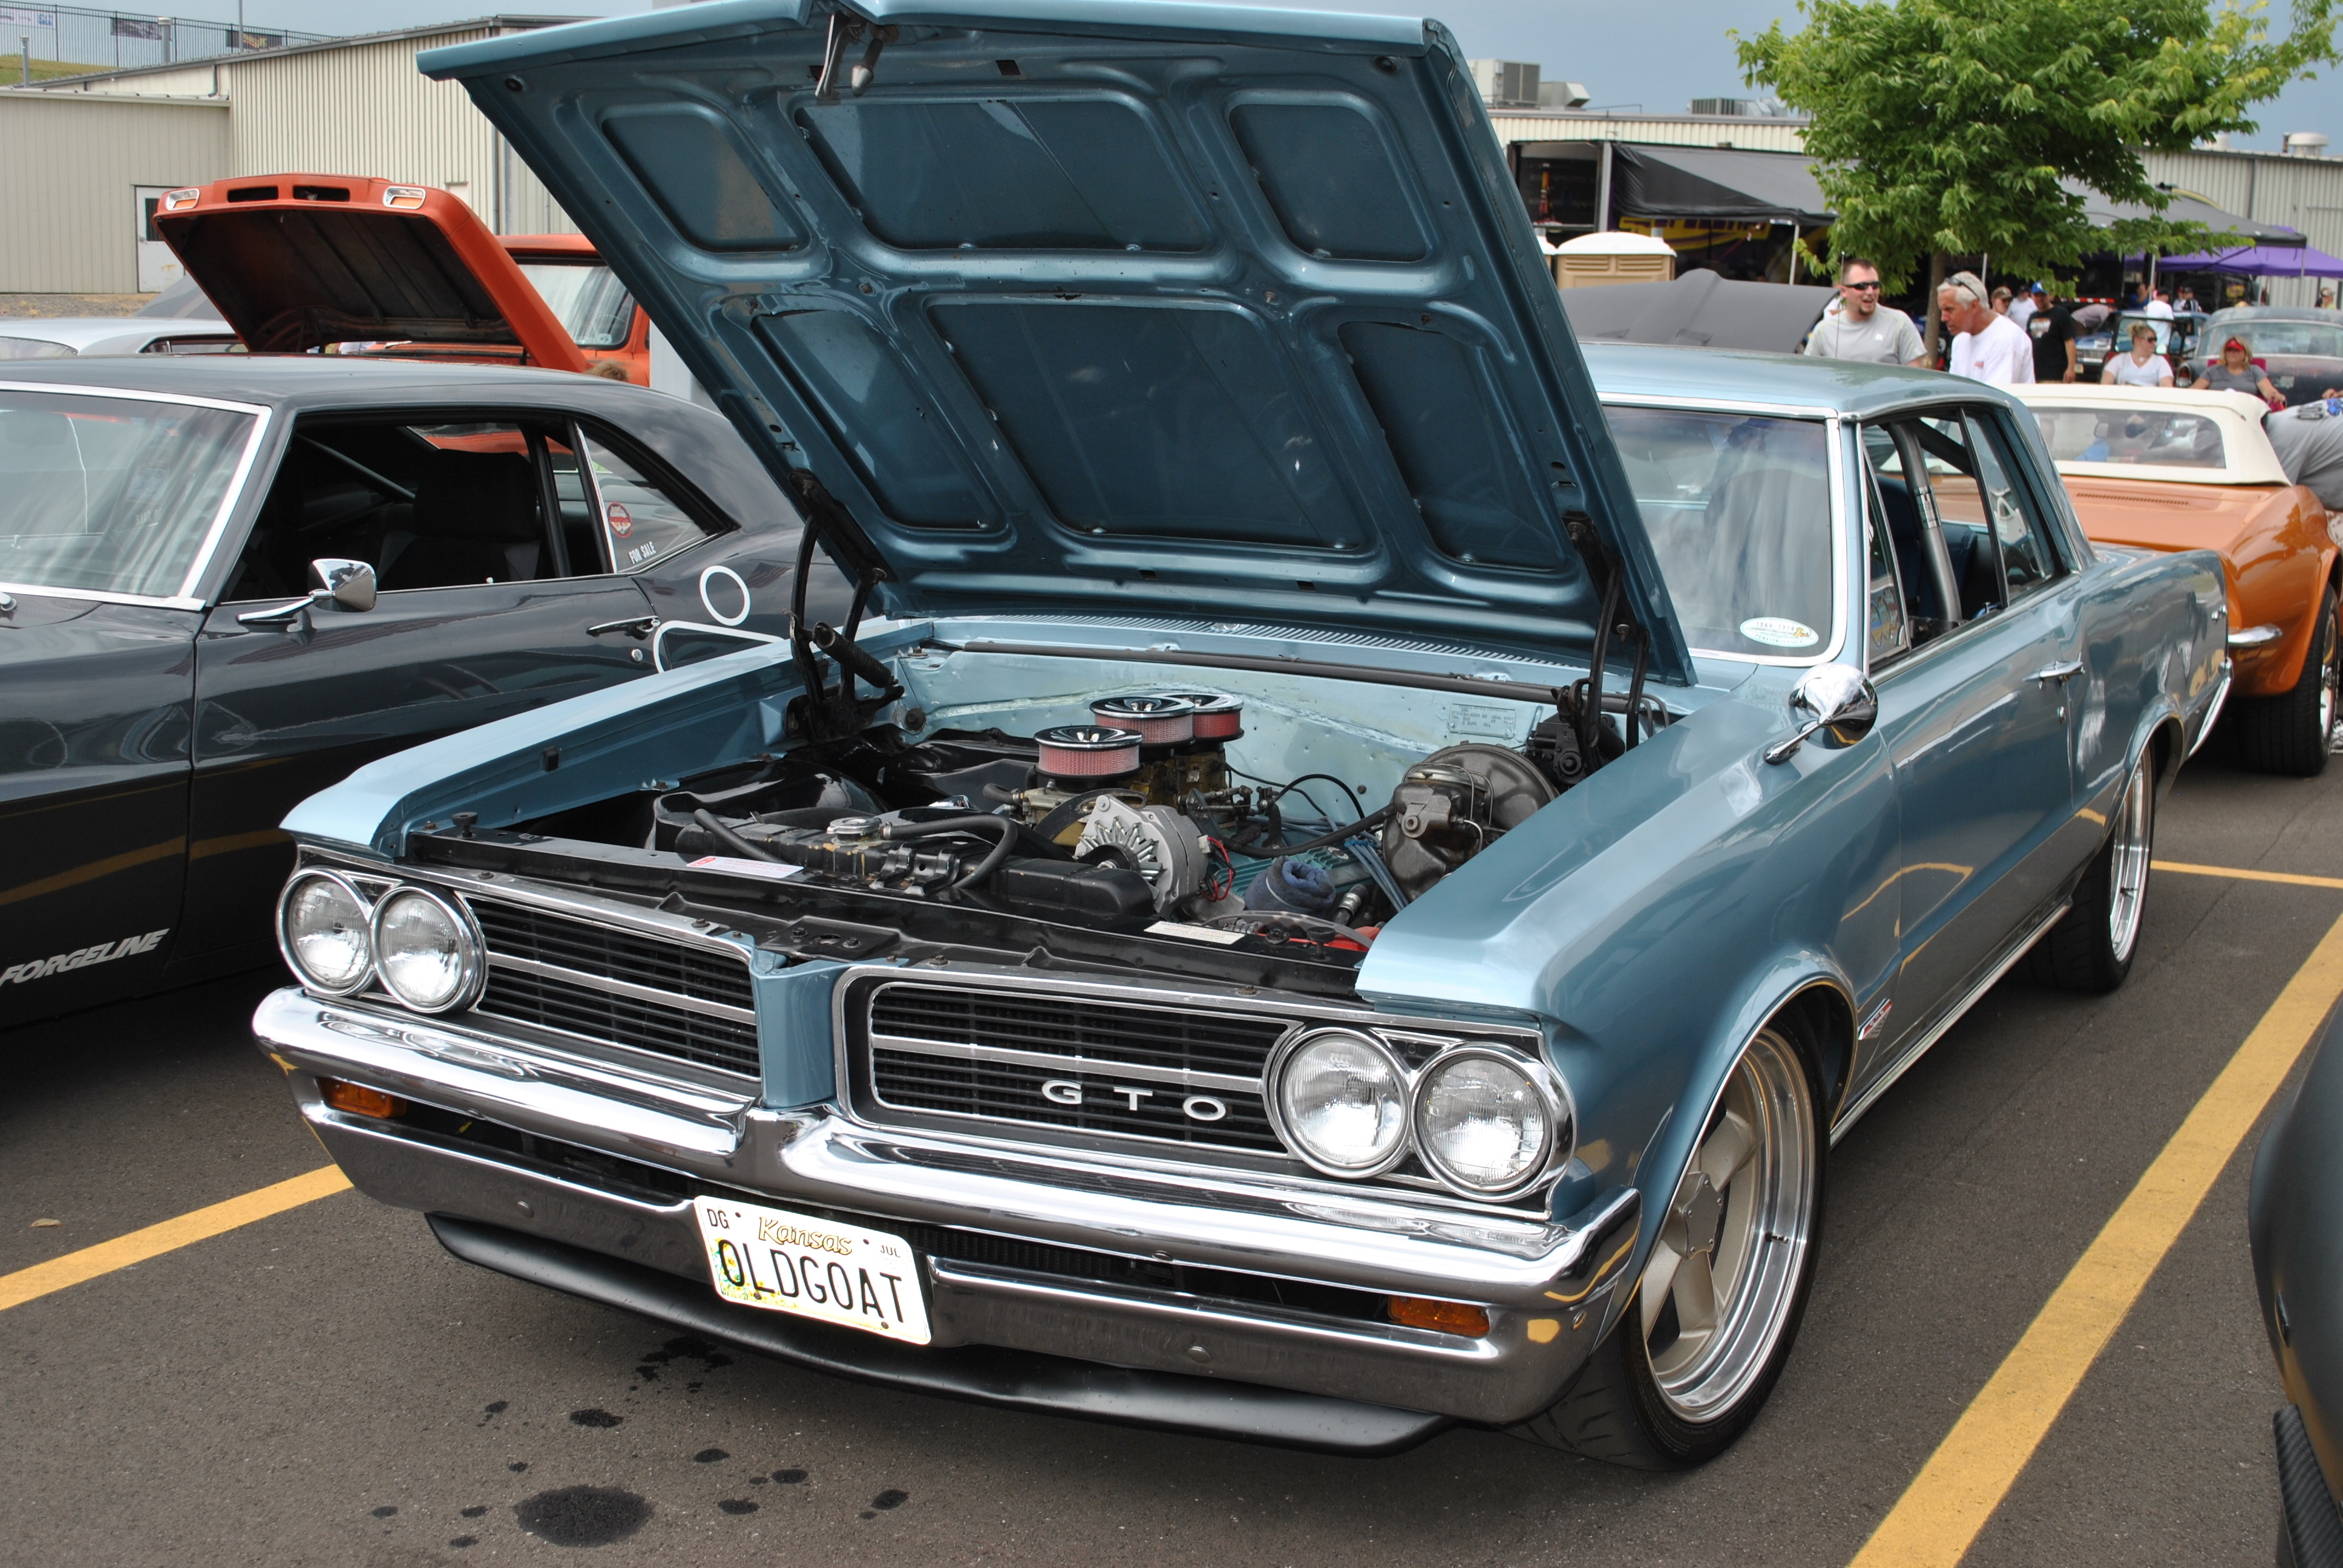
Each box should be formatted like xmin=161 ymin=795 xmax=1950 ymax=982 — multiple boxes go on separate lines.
xmin=4 ymin=736 xmax=2340 ymax=1567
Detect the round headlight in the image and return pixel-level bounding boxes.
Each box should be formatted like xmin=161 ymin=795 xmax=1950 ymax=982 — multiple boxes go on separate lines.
xmin=370 ymin=887 xmax=481 ymax=1013
xmin=1412 ymin=1050 xmax=1563 ymax=1196
xmin=1270 ymin=1028 xmax=1409 ymax=1177
xmin=278 ymin=872 xmax=373 ymax=995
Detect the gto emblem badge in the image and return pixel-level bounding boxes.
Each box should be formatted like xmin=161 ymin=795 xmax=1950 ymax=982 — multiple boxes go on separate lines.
xmin=1040 ymin=1079 xmax=1229 ymax=1123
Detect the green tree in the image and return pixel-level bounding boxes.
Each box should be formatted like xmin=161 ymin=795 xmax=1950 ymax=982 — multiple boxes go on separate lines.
xmin=1738 ymin=0 xmax=2339 ymax=350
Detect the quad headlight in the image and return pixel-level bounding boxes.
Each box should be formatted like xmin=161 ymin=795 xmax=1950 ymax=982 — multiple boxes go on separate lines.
xmin=1266 ymin=1028 xmax=1570 ymax=1199
xmin=1412 ymin=1049 xmax=1561 ymax=1195
xmin=370 ymin=887 xmax=483 ymax=1013
xmin=278 ymin=871 xmax=375 ymax=995
xmin=1268 ymin=1028 xmax=1412 ymax=1177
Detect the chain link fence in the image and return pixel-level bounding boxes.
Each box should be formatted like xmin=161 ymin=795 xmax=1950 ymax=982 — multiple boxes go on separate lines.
xmin=2 ymin=3 xmax=330 ymax=77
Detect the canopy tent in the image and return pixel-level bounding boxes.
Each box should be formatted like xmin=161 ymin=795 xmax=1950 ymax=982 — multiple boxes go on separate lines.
xmin=1557 ymin=270 xmax=1839 ymax=353
xmin=1608 ymin=144 xmax=1831 ymax=226
xmin=2152 ymin=244 xmax=2343 ymax=277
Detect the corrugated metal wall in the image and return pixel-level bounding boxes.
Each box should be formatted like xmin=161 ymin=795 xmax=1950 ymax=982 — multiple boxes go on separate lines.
xmin=2143 ymin=149 xmax=2343 ymax=306
xmin=0 ymin=91 xmax=229 ymax=291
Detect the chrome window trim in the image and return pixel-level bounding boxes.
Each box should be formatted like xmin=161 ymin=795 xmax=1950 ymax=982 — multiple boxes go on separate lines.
xmin=1595 ymin=397 xmax=1850 ymax=669
xmin=485 ymin=949 xmax=758 ymax=1026
xmin=0 ymin=379 xmax=274 ymax=609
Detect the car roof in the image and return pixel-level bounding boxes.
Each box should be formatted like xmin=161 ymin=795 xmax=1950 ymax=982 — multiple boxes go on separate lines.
xmin=1582 ymin=341 xmax=2023 ymax=421
xmin=2207 ymin=305 xmax=2341 ymax=323
xmin=0 ymin=318 xmax=235 ymax=351
xmin=2007 ymin=382 xmax=2288 ymax=485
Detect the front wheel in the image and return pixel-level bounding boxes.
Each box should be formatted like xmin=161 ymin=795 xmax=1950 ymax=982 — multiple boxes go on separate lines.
xmin=2238 ymin=586 xmax=2338 ymax=777
xmin=2026 ymin=756 xmax=2155 ymax=994
xmin=1513 ymin=1019 xmax=1823 ymax=1469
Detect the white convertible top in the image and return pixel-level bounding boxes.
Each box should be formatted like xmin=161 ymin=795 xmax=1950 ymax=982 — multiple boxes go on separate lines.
xmin=2010 ymin=384 xmax=2289 ymax=487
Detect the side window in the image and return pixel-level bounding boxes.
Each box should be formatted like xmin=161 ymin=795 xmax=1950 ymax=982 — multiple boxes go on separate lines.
xmin=1856 ymin=421 xmax=1955 ymax=644
xmin=1964 ymin=412 xmax=2063 ymax=600
xmin=578 ymin=431 xmax=716 ymax=573
xmin=1909 ymin=416 xmax=2004 ymax=620
xmin=1863 ymin=467 xmax=1911 ymax=667
xmin=222 ymin=416 xmax=575 ymax=601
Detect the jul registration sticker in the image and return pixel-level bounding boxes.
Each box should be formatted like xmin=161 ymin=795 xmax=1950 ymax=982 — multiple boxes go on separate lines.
xmin=692 ymin=1197 xmax=931 ymax=1345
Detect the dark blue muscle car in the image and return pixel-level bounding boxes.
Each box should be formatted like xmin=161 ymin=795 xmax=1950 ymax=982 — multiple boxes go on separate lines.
xmin=0 ymin=359 xmax=847 ymax=1027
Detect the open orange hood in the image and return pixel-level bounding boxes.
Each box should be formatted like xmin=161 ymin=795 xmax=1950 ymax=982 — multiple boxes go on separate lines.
xmin=152 ymin=174 xmax=588 ymax=373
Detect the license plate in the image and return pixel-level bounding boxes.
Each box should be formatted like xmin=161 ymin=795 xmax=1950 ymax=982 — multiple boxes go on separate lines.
xmin=692 ymin=1197 xmax=931 ymax=1345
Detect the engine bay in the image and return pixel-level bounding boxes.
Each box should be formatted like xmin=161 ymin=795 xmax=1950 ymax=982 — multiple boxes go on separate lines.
xmin=546 ymin=672 xmax=1665 ymax=969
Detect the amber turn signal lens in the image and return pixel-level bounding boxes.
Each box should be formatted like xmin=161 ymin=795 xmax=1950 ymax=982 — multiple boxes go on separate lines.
xmin=1387 ymin=1296 xmax=1490 ymax=1336
xmin=319 ymin=1077 xmax=407 ymax=1120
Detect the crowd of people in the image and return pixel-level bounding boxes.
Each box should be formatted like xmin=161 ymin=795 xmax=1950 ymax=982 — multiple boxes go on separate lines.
xmin=1798 ymin=259 xmax=2286 ymax=405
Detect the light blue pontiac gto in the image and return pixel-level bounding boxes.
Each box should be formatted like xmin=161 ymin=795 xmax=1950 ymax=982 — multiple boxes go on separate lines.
xmin=252 ymin=0 xmax=2227 ymax=1468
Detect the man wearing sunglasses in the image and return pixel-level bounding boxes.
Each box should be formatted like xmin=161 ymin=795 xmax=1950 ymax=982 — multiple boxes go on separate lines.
xmin=1804 ymin=258 xmax=1929 ymax=366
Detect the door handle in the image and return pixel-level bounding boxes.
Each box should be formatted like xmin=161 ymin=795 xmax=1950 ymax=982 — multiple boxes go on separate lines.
xmin=586 ymin=614 xmax=661 ymax=640
xmin=2031 ymin=660 xmax=2085 ymax=685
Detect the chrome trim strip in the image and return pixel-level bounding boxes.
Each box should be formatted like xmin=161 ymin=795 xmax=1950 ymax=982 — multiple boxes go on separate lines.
xmin=2229 ymin=624 xmax=2285 ymax=648
xmin=867 ymin=1033 xmax=1260 ymax=1096
xmin=1830 ymin=900 xmax=2071 ymax=1143
xmin=2191 ymin=660 xmax=2233 ymax=759
xmin=1596 ymin=391 xmax=1843 ymax=419
xmin=487 ymin=951 xmax=757 ymax=1025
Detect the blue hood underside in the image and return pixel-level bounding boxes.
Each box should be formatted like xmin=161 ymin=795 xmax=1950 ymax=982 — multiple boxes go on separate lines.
xmin=422 ymin=0 xmax=1689 ymax=684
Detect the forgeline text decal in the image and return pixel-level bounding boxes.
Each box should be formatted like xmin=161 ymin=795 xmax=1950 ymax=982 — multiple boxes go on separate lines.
xmin=0 ymin=929 xmax=169 ymax=987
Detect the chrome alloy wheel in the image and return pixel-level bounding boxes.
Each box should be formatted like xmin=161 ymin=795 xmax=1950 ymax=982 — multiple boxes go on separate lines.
xmin=1640 ymin=1027 xmax=1817 ymax=1424
xmin=2106 ymin=762 xmax=2154 ymax=964
xmin=2322 ymin=599 xmax=2341 ymax=750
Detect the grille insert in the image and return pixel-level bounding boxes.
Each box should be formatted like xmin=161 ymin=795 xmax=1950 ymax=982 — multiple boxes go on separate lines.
xmin=862 ymin=981 xmax=1291 ymax=1155
xmin=468 ymin=899 xmax=758 ymax=1078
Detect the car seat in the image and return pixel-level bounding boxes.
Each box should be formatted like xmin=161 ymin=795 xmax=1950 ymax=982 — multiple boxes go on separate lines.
xmin=380 ymin=450 xmax=545 ymax=590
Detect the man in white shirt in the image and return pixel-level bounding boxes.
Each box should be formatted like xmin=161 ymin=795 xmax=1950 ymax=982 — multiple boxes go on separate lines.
xmin=1939 ymin=270 xmax=2035 ymax=384
xmin=2144 ymin=289 xmax=2175 ymax=321
xmin=1804 ymin=256 xmax=1928 ymax=365
xmin=2008 ymin=283 xmax=2042 ymax=332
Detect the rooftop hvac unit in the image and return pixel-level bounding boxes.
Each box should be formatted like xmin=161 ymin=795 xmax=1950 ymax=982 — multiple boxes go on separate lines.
xmin=1468 ymin=58 xmax=1542 ymax=108
xmin=2284 ymin=131 xmax=2331 ymax=158
xmin=1691 ymin=97 xmax=1774 ymax=117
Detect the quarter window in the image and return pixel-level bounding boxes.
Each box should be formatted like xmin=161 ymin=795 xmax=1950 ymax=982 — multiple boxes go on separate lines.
xmin=579 ymin=433 xmax=714 ymax=573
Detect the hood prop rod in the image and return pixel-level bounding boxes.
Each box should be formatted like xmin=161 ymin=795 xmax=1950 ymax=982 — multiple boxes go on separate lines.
xmin=785 ymin=468 xmax=902 ymax=739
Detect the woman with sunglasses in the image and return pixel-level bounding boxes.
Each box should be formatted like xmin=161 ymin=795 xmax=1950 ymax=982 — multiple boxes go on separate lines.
xmin=2203 ymin=336 xmax=2284 ymax=408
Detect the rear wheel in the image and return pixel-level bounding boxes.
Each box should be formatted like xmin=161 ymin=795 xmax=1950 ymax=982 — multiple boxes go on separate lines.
xmin=1512 ymin=1019 xmax=1823 ymax=1469
xmin=2026 ymin=755 xmax=2154 ymax=994
xmin=2238 ymin=587 xmax=2339 ymax=777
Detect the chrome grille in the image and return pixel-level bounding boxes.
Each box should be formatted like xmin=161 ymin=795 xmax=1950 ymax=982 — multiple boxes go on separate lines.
xmin=467 ymin=898 xmax=758 ymax=1078
xmin=862 ymin=981 xmax=1289 ymax=1154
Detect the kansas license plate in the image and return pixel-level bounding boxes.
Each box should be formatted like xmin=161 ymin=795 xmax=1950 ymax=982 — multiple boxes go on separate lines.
xmin=692 ymin=1197 xmax=931 ymax=1345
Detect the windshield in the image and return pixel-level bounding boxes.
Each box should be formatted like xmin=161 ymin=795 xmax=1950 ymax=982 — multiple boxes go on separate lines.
xmin=2029 ymin=405 xmax=2227 ymax=468
xmin=2115 ymin=313 xmax=2176 ymax=353
xmin=1606 ymin=406 xmax=1835 ymax=659
xmin=0 ymin=393 xmax=255 ymax=598
xmin=515 ymin=260 xmax=635 ymax=350
xmin=2209 ymin=318 xmax=2343 ymax=359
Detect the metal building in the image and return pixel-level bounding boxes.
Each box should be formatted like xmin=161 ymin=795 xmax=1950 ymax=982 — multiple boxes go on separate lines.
xmin=1 ymin=15 xmax=580 ymax=295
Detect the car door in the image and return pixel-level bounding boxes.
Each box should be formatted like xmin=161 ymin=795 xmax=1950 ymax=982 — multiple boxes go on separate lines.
xmin=0 ymin=386 xmax=261 ymax=1025
xmin=181 ymin=411 xmax=658 ymax=965
xmin=1856 ymin=406 xmax=2084 ymax=1083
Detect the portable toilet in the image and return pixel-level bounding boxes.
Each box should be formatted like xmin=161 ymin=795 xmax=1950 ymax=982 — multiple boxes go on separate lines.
xmin=1551 ymin=230 xmax=1678 ymax=290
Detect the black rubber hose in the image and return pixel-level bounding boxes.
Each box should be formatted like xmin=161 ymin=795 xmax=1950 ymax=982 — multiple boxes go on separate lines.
xmin=877 ymin=814 xmax=1016 ymax=890
xmin=692 ymin=808 xmax=784 ymax=863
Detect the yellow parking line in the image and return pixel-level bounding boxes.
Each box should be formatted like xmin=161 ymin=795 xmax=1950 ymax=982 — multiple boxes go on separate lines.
xmin=1847 ymin=906 xmax=2343 ymax=1568
xmin=2156 ymin=860 xmax=2343 ymax=891
xmin=0 ymin=1165 xmax=350 ymax=1313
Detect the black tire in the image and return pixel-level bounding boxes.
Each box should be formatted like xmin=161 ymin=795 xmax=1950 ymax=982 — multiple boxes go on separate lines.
xmin=2238 ymin=587 xmax=2339 ymax=778
xmin=2025 ymin=754 xmax=2155 ymax=994
xmin=1512 ymin=1013 xmax=1826 ymax=1470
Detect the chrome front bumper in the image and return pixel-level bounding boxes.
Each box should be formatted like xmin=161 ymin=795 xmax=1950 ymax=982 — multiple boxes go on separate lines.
xmin=255 ymin=988 xmax=1640 ymax=1441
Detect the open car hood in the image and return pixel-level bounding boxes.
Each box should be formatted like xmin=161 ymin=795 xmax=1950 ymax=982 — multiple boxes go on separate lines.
xmin=421 ymin=0 xmax=1688 ymax=680
xmin=151 ymin=174 xmax=589 ymax=372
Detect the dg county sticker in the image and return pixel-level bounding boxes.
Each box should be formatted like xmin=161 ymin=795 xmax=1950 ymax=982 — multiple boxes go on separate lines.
xmin=693 ymin=1198 xmax=932 ymax=1344
xmin=1739 ymin=616 xmax=1820 ymax=649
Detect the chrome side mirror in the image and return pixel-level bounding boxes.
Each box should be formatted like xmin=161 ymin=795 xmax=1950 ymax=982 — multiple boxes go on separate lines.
xmin=236 ymin=558 xmax=377 ymax=630
xmin=309 ymin=558 xmax=376 ymax=612
xmin=1762 ymin=662 xmax=1879 ymax=765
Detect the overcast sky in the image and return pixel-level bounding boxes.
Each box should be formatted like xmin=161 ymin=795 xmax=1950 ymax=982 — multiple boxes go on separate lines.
xmin=208 ymin=0 xmax=2343 ymax=152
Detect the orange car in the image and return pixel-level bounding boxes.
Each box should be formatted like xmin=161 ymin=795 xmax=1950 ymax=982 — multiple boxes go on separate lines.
xmin=151 ymin=175 xmax=652 ymax=384
xmin=2016 ymin=384 xmax=2339 ymax=774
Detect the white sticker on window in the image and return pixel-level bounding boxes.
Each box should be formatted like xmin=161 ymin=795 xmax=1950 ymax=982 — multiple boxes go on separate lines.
xmin=1739 ymin=617 xmax=1821 ymax=649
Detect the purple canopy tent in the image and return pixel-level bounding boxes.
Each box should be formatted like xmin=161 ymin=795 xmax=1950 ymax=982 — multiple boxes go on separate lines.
xmin=2151 ymin=244 xmax=2343 ymax=277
